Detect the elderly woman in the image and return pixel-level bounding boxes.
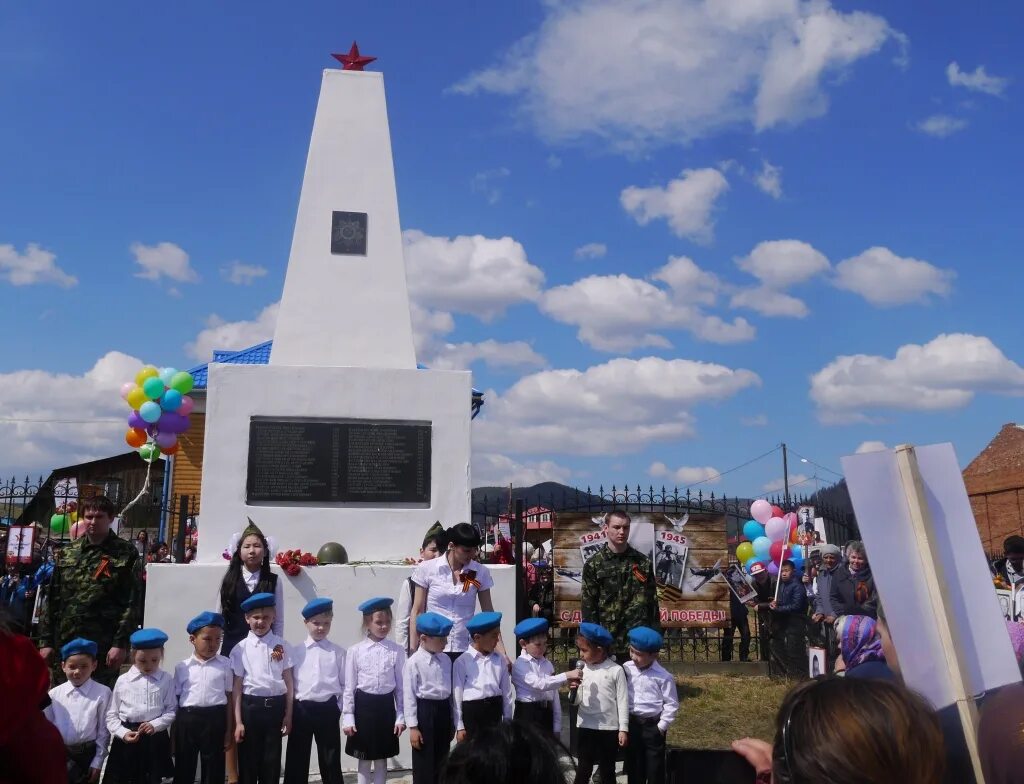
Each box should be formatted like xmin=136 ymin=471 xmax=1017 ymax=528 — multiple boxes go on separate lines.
xmin=408 ymin=523 xmax=505 ymax=661
xmin=829 ymin=540 xmax=878 ymax=619
xmin=835 ymin=615 xmax=895 ymax=681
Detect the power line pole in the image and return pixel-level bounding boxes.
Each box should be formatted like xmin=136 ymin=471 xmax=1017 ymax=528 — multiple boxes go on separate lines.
xmin=782 ymin=442 xmax=791 ymax=508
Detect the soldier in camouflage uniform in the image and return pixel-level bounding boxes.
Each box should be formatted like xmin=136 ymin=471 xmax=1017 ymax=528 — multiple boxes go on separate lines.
xmin=38 ymin=495 xmax=144 ymax=689
xmin=581 ymin=510 xmax=660 ymax=663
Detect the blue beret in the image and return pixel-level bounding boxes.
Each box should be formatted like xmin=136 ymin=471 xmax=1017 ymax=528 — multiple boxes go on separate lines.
xmin=357 ymin=596 xmax=393 ymax=614
xmin=240 ymin=592 xmax=276 ymax=613
xmin=187 ymin=611 xmax=225 ymax=635
xmin=578 ymin=622 xmax=613 ymax=648
xmin=130 ymin=628 xmax=169 ymax=650
xmin=61 ymin=638 xmax=97 ymax=660
xmin=416 ymin=611 xmax=454 ymax=637
xmin=627 ymin=626 xmax=663 ymax=653
xmin=466 ymin=611 xmax=502 ymax=636
xmin=302 ymin=597 xmax=334 ymax=620
xmin=514 ymin=617 xmax=549 ymax=640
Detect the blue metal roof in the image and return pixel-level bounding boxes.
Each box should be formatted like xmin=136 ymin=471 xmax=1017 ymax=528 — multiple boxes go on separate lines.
xmin=188 ymin=341 xmax=483 ymax=416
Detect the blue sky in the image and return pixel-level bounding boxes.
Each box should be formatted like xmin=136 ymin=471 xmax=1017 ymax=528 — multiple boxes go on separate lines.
xmin=1 ymin=1 xmax=1022 ymax=497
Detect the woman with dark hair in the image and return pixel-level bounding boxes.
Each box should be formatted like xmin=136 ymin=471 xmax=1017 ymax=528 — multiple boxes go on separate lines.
xmin=217 ymin=520 xmax=282 ymax=655
xmin=440 ymin=718 xmax=571 ymax=784
xmin=732 ymin=676 xmax=944 ymax=784
xmin=409 ymin=523 xmax=502 ymax=661
xmin=397 ymin=522 xmax=445 ymax=654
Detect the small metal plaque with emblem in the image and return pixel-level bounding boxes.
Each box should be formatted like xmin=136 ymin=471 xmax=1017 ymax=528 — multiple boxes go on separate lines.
xmin=331 ymin=211 xmax=368 ymax=255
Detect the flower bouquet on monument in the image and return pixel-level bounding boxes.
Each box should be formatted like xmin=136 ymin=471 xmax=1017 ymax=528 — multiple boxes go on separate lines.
xmin=275 ymin=549 xmax=318 ymax=577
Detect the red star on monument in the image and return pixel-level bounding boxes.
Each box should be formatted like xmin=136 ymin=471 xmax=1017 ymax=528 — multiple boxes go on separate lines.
xmin=332 ymin=42 xmax=377 ymax=71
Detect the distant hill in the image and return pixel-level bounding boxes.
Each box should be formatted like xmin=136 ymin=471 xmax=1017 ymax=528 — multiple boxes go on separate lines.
xmin=471 ymin=482 xmax=599 ymax=522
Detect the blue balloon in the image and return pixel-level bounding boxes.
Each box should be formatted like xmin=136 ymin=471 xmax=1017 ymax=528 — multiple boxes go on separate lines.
xmin=743 ymin=556 xmax=759 ymax=572
xmin=743 ymin=520 xmax=765 ymax=542
xmin=752 ymin=536 xmax=772 ymax=559
xmin=139 ymin=401 xmax=162 ymax=423
xmin=160 ymin=389 xmax=183 ymax=411
xmin=159 ymin=367 xmax=179 ymax=386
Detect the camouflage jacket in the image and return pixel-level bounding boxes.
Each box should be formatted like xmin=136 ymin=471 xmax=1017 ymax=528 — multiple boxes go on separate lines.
xmin=39 ymin=531 xmax=143 ymax=651
xmin=581 ymin=545 xmax=660 ymax=653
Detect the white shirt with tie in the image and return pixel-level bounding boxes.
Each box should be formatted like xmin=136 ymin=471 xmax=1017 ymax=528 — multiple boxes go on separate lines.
xmin=44 ymin=678 xmax=112 ymax=769
xmin=511 ymin=651 xmax=564 ymax=733
xmin=402 ymin=647 xmax=453 ymax=729
xmin=342 ymin=635 xmax=406 ymax=728
xmin=623 ymin=659 xmax=679 ymax=733
xmin=106 ymin=666 xmax=177 ymax=739
xmin=411 ymin=556 xmax=494 ymax=652
xmin=452 ymin=647 xmax=514 ymax=731
xmin=174 ymin=654 xmax=234 ymax=707
xmin=291 ymin=636 xmax=346 ymax=704
xmin=230 ymin=631 xmax=293 ymax=697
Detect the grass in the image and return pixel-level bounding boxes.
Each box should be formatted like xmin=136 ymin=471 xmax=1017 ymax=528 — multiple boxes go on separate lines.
xmin=663 ymin=673 xmax=793 ymax=749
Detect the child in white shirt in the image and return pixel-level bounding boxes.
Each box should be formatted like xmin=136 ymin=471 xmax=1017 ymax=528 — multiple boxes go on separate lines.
xmin=569 ymin=622 xmax=628 ymax=784
xmin=623 ymin=626 xmax=678 ymax=784
xmin=452 ymin=611 xmax=513 ymax=742
xmin=105 ymin=628 xmax=177 ymax=783
xmin=403 ymin=611 xmax=455 ymax=784
xmin=510 ymin=617 xmax=581 ymax=738
xmin=44 ymin=637 xmax=112 ymax=784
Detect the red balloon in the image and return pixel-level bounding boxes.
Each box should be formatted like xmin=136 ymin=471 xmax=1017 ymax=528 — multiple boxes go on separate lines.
xmin=769 ymin=541 xmax=794 ymax=563
xmin=771 ymin=505 xmax=784 ymax=519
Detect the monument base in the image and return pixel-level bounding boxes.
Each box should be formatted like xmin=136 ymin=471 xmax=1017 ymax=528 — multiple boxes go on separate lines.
xmin=146 ymin=563 xmax=516 ymax=772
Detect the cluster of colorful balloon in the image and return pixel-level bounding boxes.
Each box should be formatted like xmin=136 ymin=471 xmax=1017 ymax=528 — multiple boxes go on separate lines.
xmin=734 ymin=498 xmax=807 ymax=576
xmin=49 ymin=501 xmax=78 ymax=536
xmin=120 ymin=365 xmax=195 ymax=462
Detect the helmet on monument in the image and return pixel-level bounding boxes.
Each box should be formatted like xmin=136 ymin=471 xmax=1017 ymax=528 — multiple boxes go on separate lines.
xmin=317 ymin=542 xmax=349 ymax=565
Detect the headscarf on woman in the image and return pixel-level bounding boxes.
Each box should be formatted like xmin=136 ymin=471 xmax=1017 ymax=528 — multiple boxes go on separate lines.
xmin=837 ymin=614 xmax=885 ymax=669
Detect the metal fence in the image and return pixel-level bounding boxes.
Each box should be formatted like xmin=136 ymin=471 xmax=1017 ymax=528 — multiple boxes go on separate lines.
xmin=473 ymin=484 xmax=857 ymax=664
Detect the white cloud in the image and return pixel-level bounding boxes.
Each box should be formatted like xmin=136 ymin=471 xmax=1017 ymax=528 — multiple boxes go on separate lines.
xmin=452 ymin=0 xmax=901 ymax=150
xmin=131 ymin=241 xmax=199 ymax=283
xmin=185 ymin=302 xmax=279 ymax=361
xmin=540 ymin=261 xmax=753 ymax=352
xmin=222 ymin=261 xmax=268 ymax=286
xmin=855 ymin=440 xmax=888 ymax=453
xmin=755 ymin=160 xmax=783 ymax=199
xmin=574 ymin=242 xmax=607 ymax=260
xmin=947 ymin=62 xmax=1008 ymax=97
xmin=546 ymin=154 xmax=563 ymax=169
xmin=470 ymin=167 xmax=511 ymax=205
xmin=0 ymin=350 xmax=146 ymax=474
xmin=403 ymin=230 xmax=544 ymax=321
xmin=914 ymin=114 xmax=968 ymax=137
xmin=811 ymin=333 xmax=1024 ymax=421
xmin=474 ymin=356 xmax=760 ymax=456
xmin=648 ymin=462 xmax=721 ymax=486
xmin=620 ymin=168 xmax=729 ymax=243
xmin=730 ymin=286 xmax=809 ymax=318
xmin=762 ymin=474 xmax=809 ymax=493
xmin=833 ymin=247 xmax=953 ymax=306
xmin=426 ymin=339 xmax=546 ymax=372
xmin=736 ymin=239 xmax=831 ymax=288
xmin=742 ymin=414 xmax=768 ymax=427
xmin=0 ymin=243 xmax=77 ymax=288
xmin=472 ymin=453 xmax=573 ymax=487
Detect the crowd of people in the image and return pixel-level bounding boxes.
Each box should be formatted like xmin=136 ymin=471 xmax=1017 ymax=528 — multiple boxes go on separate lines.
xmin=3 ymin=500 xmax=1024 ymax=784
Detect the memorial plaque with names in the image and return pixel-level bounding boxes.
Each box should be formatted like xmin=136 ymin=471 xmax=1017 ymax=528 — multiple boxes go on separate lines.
xmin=246 ymin=417 xmax=430 ymax=505
xmin=331 ymin=211 xmax=368 ymax=255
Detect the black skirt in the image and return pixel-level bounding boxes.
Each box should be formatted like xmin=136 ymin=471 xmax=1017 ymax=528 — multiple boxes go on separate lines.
xmin=514 ymin=701 xmax=554 ymax=733
xmin=103 ymin=722 xmax=173 ymax=784
xmin=345 ymin=690 xmax=399 ymax=761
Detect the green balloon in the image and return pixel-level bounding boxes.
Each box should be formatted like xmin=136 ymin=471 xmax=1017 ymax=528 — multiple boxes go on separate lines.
xmin=138 ymin=444 xmax=160 ymax=462
xmin=142 ymin=376 xmax=166 ymax=400
xmin=50 ymin=513 xmax=70 ymax=534
xmin=169 ymin=371 xmax=194 ymax=395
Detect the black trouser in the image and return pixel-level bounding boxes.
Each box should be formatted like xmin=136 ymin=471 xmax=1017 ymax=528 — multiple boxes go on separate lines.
xmin=575 ymin=728 xmax=618 ymax=784
xmin=66 ymin=741 xmax=96 ymax=784
xmin=412 ymin=697 xmax=453 ymax=784
xmin=514 ymin=701 xmax=554 ymax=736
xmin=722 ymin=619 xmax=751 ymax=662
xmin=238 ymin=694 xmax=286 ymax=784
xmin=461 ymin=696 xmax=503 ymax=741
xmin=284 ymin=699 xmax=342 ymax=784
xmin=626 ymin=715 xmax=665 ymax=784
xmin=173 ymin=705 xmax=227 ymax=784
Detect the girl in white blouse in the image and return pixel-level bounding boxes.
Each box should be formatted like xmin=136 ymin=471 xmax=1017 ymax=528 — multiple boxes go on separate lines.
xmin=408 ymin=524 xmax=505 ymax=661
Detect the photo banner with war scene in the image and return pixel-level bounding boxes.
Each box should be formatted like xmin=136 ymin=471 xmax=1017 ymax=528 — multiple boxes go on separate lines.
xmin=553 ymin=512 xmax=730 ymax=628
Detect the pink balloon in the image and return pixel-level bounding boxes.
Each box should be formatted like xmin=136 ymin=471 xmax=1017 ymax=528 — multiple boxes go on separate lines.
xmin=750 ymin=499 xmax=773 ymax=524
xmin=765 ymin=516 xmax=788 ymax=542
xmin=767 ymin=562 xmax=780 ymax=577
xmin=70 ymin=520 xmax=87 ymax=540
xmin=120 ymin=382 xmax=135 ymax=400
xmin=178 ymin=395 xmax=194 ymax=416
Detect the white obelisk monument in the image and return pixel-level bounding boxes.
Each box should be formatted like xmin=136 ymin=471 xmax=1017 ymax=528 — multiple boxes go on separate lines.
xmin=147 ymin=51 xmax=514 ymax=773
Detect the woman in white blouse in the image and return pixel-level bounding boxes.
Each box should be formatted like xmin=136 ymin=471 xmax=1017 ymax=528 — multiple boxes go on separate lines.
xmin=408 ymin=523 xmax=505 ymax=661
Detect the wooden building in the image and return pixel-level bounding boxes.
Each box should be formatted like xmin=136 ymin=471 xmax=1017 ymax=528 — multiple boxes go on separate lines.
xmin=964 ymin=422 xmax=1024 ymax=554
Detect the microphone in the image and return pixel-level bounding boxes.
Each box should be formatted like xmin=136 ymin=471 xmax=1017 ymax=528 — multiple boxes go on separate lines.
xmin=568 ymin=659 xmax=584 ymax=702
